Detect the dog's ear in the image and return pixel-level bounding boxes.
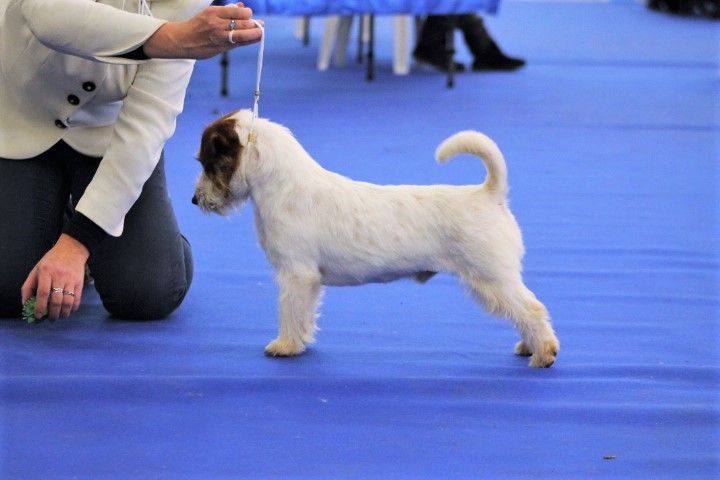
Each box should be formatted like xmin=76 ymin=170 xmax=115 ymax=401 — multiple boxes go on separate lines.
xmin=198 ymin=117 xmax=242 ymax=192
xmin=200 ymin=118 xmax=241 ymax=168
xmin=200 ymin=117 xmax=241 ymax=165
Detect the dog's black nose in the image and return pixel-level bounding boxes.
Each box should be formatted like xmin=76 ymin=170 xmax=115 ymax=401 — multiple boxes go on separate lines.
xmin=191 ymin=195 xmax=198 ymax=205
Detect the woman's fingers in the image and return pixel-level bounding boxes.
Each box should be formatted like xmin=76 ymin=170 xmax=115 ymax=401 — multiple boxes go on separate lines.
xmin=57 ymin=285 xmax=79 ymax=319
xmin=20 ymin=267 xmax=38 ymax=307
xmin=20 ymin=234 xmax=89 ymax=322
xmin=144 ymin=5 xmax=262 ymax=59
xmin=36 ymin=268 xmax=56 ymax=319
xmin=71 ymin=282 xmax=83 ymax=313
xmin=21 ymin=272 xmax=83 ymax=321
xmin=228 ymin=25 xmax=263 ymax=46
xmin=221 ymin=6 xmax=262 ymax=48
xmin=225 ymin=19 xmax=258 ymax=31
xmin=47 ymin=285 xmax=65 ymax=321
xmin=217 ymin=4 xmax=253 ymax=20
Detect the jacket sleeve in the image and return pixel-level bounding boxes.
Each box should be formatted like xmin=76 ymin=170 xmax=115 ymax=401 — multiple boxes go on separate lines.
xmin=17 ymin=0 xmax=209 ymax=236
xmin=74 ymin=55 xmax=196 ymax=236
xmin=20 ymin=0 xmax=204 ymax=64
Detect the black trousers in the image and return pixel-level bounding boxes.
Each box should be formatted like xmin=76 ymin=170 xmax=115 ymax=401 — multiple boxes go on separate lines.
xmin=0 ymin=141 xmax=193 ymax=319
xmin=414 ymin=14 xmax=492 ymax=59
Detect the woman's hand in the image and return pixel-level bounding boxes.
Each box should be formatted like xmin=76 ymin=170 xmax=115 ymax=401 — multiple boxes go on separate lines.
xmin=143 ymin=3 xmax=263 ymax=60
xmin=21 ymin=234 xmax=89 ymax=321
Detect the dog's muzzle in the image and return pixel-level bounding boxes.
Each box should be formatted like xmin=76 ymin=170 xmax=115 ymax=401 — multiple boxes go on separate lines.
xmin=191 ymin=195 xmax=198 ymax=205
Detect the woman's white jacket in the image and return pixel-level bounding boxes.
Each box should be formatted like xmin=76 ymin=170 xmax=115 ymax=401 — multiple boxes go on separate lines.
xmin=0 ymin=0 xmax=207 ymax=236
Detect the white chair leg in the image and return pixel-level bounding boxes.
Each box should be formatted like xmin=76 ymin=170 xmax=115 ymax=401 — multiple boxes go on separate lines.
xmin=294 ymin=18 xmax=306 ymax=40
xmin=319 ymin=14 xmax=413 ymax=75
xmin=355 ymin=15 xmax=371 ymax=63
xmin=318 ymin=16 xmax=341 ymax=71
xmin=295 ymin=17 xmax=311 ymax=45
xmin=318 ymin=16 xmax=354 ymax=71
xmin=361 ymin=15 xmax=371 ymax=43
xmin=334 ymin=17 xmax=353 ymax=67
xmin=393 ymin=15 xmax=411 ymax=75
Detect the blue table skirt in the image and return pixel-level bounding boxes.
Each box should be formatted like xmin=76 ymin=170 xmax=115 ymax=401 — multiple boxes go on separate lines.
xmin=243 ymin=0 xmax=500 ymax=15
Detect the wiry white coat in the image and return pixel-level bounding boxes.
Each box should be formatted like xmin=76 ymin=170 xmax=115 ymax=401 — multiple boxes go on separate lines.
xmin=194 ymin=110 xmax=559 ymax=367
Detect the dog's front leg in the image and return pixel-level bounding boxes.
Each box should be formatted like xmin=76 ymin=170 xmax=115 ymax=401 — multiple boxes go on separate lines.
xmin=265 ymin=269 xmax=323 ymax=357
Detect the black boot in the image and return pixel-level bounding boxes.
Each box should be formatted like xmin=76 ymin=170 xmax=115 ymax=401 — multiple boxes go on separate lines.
xmin=454 ymin=14 xmax=525 ymax=72
xmin=472 ymin=40 xmax=526 ymax=71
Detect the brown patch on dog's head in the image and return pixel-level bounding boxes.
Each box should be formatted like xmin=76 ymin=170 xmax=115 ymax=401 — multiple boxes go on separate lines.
xmin=197 ymin=114 xmax=241 ymax=198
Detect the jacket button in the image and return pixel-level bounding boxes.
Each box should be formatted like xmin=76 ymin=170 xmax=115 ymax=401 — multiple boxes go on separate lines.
xmin=55 ymin=119 xmax=67 ymax=129
xmin=67 ymin=94 xmax=80 ymax=105
xmin=82 ymin=81 xmax=96 ymax=92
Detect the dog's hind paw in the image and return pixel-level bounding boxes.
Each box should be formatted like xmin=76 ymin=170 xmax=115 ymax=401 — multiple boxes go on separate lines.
xmin=264 ymin=337 xmax=306 ymax=357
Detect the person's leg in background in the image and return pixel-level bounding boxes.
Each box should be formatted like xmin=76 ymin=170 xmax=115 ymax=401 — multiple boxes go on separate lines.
xmin=0 ymin=147 xmax=70 ymax=318
xmin=413 ymin=15 xmax=467 ymax=72
xmin=456 ymin=13 xmax=525 ymax=71
xmin=413 ymin=14 xmax=525 ymax=73
xmin=69 ymin=152 xmax=193 ymax=320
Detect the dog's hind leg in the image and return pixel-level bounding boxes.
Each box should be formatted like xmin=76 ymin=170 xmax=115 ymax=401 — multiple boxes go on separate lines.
xmin=462 ymin=275 xmax=559 ymax=367
xmin=265 ymin=268 xmax=322 ymax=357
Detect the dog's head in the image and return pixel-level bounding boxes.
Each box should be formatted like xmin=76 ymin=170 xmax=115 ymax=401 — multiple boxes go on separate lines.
xmin=192 ymin=110 xmax=254 ymax=215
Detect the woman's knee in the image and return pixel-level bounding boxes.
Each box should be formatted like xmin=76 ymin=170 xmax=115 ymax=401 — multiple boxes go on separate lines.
xmin=99 ymin=277 xmax=190 ymax=320
xmin=94 ymin=238 xmax=193 ymax=320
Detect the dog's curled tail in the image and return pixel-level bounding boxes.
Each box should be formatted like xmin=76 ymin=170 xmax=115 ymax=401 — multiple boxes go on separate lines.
xmin=435 ymin=130 xmax=508 ymax=200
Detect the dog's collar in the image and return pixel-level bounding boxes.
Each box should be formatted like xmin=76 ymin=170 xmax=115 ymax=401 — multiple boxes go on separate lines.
xmin=247 ymin=19 xmax=265 ymax=145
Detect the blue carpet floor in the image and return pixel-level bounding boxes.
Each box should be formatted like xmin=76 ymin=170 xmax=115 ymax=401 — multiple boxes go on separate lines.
xmin=2 ymin=2 xmax=719 ymax=478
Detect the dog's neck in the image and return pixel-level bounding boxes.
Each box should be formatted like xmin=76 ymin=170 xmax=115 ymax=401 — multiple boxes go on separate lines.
xmin=245 ymin=129 xmax=330 ymax=219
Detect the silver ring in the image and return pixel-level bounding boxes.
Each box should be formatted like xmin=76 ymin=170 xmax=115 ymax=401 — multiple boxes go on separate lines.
xmin=63 ymin=290 xmax=75 ymax=297
xmin=228 ymin=19 xmax=237 ymax=31
xmin=51 ymin=287 xmax=64 ymax=294
xmin=228 ymin=30 xmax=236 ymax=44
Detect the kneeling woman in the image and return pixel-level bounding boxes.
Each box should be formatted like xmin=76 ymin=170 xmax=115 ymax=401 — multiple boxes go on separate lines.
xmin=0 ymin=0 xmax=262 ymax=321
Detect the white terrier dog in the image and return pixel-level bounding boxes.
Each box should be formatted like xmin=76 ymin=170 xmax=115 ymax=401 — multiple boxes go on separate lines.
xmin=192 ymin=110 xmax=559 ymax=367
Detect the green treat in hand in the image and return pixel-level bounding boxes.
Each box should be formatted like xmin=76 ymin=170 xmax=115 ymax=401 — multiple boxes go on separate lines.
xmin=22 ymin=296 xmax=47 ymax=324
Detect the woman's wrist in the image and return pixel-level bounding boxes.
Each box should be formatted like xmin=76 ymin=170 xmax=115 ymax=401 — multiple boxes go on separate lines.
xmin=62 ymin=213 xmax=108 ymax=257
xmin=57 ymin=234 xmax=90 ymax=262
xmin=143 ymin=22 xmax=179 ymax=58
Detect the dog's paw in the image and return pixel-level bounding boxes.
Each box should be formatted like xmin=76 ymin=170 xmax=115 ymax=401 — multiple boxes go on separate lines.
xmin=514 ymin=340 xmax=533 ymax=357
xmin=527 ymin=339 xmax=560 ymax=368
xmin=264 ymin=337 xmax=306 ymax=357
